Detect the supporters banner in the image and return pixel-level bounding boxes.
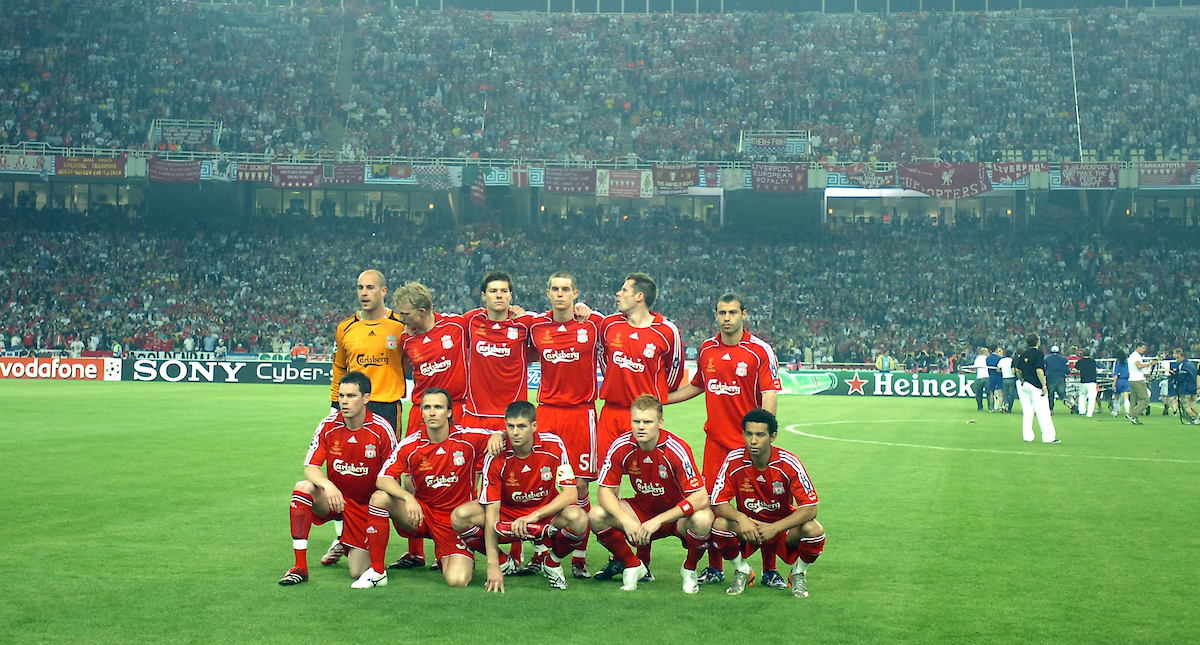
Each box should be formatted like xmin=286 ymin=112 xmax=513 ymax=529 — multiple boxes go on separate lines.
xmin=719 ymin=168 xmax=748 ymax=191
xmin=415 ymin=166 xmax=453 ymax=191
xmin=124 ymin=358 xmax=331 ymax=384
xmin=1 ymin=357 xmax=122 ymax=381
xmin=1058 ymin=163 xmax=1119 ymax=188
xmin=323 ymin=163 xmax=366 ymax=185
xmin=366 ymin=163 xmax=417 ymax=185
xmin=699 ymin=165 xmax=720 ymax=188
xmin=1138 ymin=162 xmax=1199 ymax=187
xmin=271 ymin=164 xmax=322 ymax=188
xmin=0 ymin=154 xmax=50 ymax=175
xmin=898 ymin=162 xmax=992 ymax=198
xmin=780 ymin=370 xmax=975 ymax=398
xmin=237 ymin=162 xmax=272 ymax=182
xmin=745 ymin=135 xmax=787 ymax=156
xmin=55 ymin=156 xmax=126 ymax=178
xmin=751 ymin=163 xmax=807 ymax=193
xmin=148 ymin=159 xmax=202 ymax=183
xmin=470 ymin=167 xmax=487 ymax=205
xmin=510 ymin=166 xmax=530 ymax=188
xmin=157 ymin=125 xmax=215 ymax=150
xmin=202 ymin=158 xmax=236 ymax=181
xmin=543 ymin=168 xmax=596 ymax=194
xmin=653 ymin=163 xmax=698 ymax=195
xmin=990 ymin=162 xmax=1048 ymax=184
xmin=596 ymin=169 xmax=652 ymax=198
xmin=828 ymin=163 xmax=898 ymax=188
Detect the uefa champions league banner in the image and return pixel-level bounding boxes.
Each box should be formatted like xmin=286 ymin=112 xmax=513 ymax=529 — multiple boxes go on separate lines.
xmin=781 ymin=370 xmax=977 ymax=398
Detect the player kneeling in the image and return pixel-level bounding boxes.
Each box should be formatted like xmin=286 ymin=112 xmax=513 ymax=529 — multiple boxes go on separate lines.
xmin=709 ymin=408 xmax=825 ymax=598
xmin=450 ymin=401 xmax=589 ymax=592
xmin=356 ymin=388 xmax=503 ymax=588
xmin=280 ymin=371 xmax=396 ymax=586
xmin=590 ymin=394 xmax=713 ymax=593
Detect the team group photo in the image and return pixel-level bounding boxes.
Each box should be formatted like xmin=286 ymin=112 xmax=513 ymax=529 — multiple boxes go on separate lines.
xmin=289 ymin=269 xmax=824 ymax=598
xmin=4 ymin=0 xmax=1200 ymax=642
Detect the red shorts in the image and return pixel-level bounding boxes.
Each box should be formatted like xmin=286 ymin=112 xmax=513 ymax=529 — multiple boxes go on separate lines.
xmin=537 ymin=405 xmax=598 ymax=479
xmin=406 ymin=401 xmax=466 ymax=436
xmin=313 ymin=499 xmax=370 ymax=551
xmin=459 ymin=412 xmax=507 ymax=432
xmin=597 ymin=404 xmax=631 ymax=463
xmin=741 ymin=531 xmax=801 ymax=565
xmin=702 ymin=439 xmax=735 ymax=493
xmin=498 ymin=502 xmax=555 ymax=524
xmin=396 ymin=502 xmax=474 ymax=562
xmin=625 ymin=498 xmax=681 ymax=542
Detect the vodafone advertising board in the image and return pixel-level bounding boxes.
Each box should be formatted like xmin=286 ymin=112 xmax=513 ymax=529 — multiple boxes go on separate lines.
xmin=0 ymin=357 xmax=122 ymax=381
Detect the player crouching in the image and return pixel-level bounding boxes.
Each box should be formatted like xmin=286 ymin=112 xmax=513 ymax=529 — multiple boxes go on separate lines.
xmin=357 ymin=388 xmax=504 ymax=588
xmin=590 ymin=394 xmax=713 ymax=593
xmin=281 ymin=371 xmax=397 ymax=586
xmin=709 ymin=409 xmax=825 ymax=598
xmin=451 ymin=401 xmax=589 ymax=592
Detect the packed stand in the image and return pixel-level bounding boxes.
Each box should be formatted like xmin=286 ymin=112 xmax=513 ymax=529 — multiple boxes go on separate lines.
xmin=4 ymin=197 xmax=1199 ymax=369
xmin=343 ymin=10 xmax=923 ymax=162
xmin=0 ymin=0 xmax=341 ymax=154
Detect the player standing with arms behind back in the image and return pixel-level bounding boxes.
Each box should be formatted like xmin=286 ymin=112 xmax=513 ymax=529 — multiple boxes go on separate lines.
xmin=667 ymin=293 xmax=782 ymax=586
xmin=528 ymin=271 xmax=604 ymax=578
xmin=594 ymin=273 xmax=683 ymax=580
xmin=389 ymin=281 xmax=470 ymax=570
xmin=323 ymin=271 xmax=409 ymax=567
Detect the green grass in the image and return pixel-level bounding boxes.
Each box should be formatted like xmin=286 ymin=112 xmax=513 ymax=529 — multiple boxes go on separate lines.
xmin=1 ymin=381 xmax=1197 ymax=644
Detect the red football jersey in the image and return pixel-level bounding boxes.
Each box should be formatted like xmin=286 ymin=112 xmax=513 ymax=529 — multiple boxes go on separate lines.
xmin=598 ymin=313 xmax=683 ymax=408
xmin=711 ymin=446 xmax=818 ymax=523
xmin=380 ymin=426 xmax=494 ymax=513
xmin=529 ymin=311 xmax=603 ymax=407
xmin=401 ymin=312 xmax=469 ymax=405
xmin=479 ymin=432 xmax=576 ymax=512
xmin=692 ymin=330 xmax=783 ymax=450
xmin=305 ymin=410 xmax=397 ymax=505
xmin=597 ymin=429 xmax=704 ymax=514
xmin=463 ymin=309 xmax=533 ymax=418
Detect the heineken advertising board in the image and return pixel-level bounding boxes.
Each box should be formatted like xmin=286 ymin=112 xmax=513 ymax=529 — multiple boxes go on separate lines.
xmin=780 ymin=370 xmax=979 ymax=398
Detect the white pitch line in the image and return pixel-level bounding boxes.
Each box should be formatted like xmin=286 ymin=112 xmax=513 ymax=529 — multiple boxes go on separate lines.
xmin=785 ymin=422 xmax=1200 ymax=464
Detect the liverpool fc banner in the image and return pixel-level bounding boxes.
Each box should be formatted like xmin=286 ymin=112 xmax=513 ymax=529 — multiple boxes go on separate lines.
xmin=653 ymin=163 xmax=698 ymax=195
xmin=1059 ymin=163 xmax=1119 ymax=188
xmin=990 ymin=162 xmax=1048 ymax=184
xmin=751 ymin=163 xmax=807 ymax=192
xmin=596 ymin=169 xmax=652 ymax=198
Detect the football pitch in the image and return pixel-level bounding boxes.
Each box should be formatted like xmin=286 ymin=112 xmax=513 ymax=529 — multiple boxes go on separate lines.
xmin=2 ymin=381 xmax=1197 ymax=644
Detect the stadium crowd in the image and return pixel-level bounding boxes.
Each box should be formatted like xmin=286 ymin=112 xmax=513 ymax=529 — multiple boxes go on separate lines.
xmin=4 ymin=198 xmax=1199 ymax=367
xmin=0 ymin=0 xmax=341 ymax=154
xmin=4 ymin=1 xmax=1200 ymax=162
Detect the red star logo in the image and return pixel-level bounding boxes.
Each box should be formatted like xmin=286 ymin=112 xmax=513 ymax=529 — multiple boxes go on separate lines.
xmin=847 ymin=372 xmax=867 ymax=395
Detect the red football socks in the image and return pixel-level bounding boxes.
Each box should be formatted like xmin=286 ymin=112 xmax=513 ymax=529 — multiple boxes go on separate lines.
xmin=547 ymin=528 xmax=586 ymax=566
xmin=711 ymin=528 xmax=742 ymax=561
xmin=798 ymin=533 xmax=826 ymax=564
xmin=595 ymin=527 xmax=640 ymax=568
xmin=367 ymin=504 xmax=392 ymax=572
xmin=683 ymin=529 xmax=709 ymax=570
xmin=289 ymin=490 xmax=315 ymax=570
